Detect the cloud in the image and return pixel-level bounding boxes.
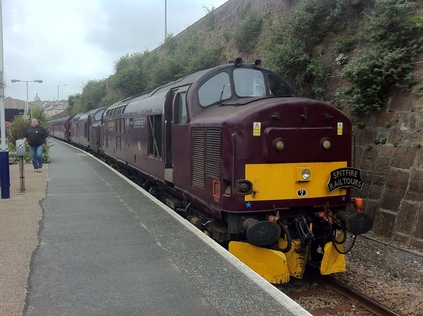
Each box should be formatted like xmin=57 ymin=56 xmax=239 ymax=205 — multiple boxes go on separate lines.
xmin=87 ymin=0 xmax=165 ymax=55
xmin=2 ymin=0 xmax=227 ymax=101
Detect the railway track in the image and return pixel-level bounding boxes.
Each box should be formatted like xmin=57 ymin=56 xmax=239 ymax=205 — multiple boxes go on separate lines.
xmin=110 ymin=153 xmax=403 ymax=315
xmin=277 ymin=267 xmax=402 ymax=316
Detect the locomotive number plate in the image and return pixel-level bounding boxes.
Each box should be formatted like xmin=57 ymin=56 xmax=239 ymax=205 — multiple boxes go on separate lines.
xmin=297 ymin=189 xmax=307 ymax=197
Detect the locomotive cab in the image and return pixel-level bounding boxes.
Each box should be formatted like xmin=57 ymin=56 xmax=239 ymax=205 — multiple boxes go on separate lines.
xmin=180 ymin=59 xmax=373 ymax=283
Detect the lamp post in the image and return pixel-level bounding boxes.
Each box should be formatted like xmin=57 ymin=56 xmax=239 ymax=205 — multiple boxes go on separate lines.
xmin=11 ymin=79 xmax=43 ymax=118
xmin=57 ymin=84 xmax=67 ymax=102
xmin=165 ymin=0 xmax=167 ymax=39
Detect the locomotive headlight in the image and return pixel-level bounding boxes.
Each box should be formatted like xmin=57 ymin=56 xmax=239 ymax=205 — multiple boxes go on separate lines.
xmin=235 ymin=180 xmax=253 ymax=195
xmin=296 ymin=167 xmax=311 ymax=182
xmin=321 ymin=138 xmax=331 ymax=150
xmin=274 ymin=138 xmax=285 ymax=151
xmin=301 ymin=169 xmax=311 ymax=180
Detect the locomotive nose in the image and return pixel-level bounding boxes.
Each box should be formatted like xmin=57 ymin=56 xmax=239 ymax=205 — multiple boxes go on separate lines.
xmin=242 ymin=218 xmax=281 ymax=247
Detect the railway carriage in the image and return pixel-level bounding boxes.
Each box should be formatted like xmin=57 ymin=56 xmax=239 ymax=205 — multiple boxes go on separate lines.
xmin=49 ymin=116 xmax=73 ymax=142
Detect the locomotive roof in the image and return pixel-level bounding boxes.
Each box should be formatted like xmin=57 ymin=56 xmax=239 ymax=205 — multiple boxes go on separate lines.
xmin=106 ymin=68 xmax=210 ymax=111
xmin=105 ymin=61 xmax=270 ymax=111
xmin=48 ymin=115 xmax=73 ymax=124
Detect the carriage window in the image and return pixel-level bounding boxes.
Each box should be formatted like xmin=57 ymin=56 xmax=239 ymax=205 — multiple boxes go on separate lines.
xmin=198 ymin=72 xmax=231 ymax=107
xmin=234 ymin=68 xmax=266 ymax=97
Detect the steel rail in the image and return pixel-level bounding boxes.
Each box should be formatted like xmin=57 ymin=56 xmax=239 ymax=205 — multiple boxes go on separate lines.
xmin=310 ymin=270 xmax=402 ymax=316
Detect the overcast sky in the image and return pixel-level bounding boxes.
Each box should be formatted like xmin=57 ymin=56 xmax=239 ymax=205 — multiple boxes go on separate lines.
xmin=2 ymin=0 xmax=228 ymax=102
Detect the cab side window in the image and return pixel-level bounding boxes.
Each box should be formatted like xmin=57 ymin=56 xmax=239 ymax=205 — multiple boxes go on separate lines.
xmin=268 ymin=74 xmax=294 ymax=97
xmin=175 ymin=92 xmax=188 ymax=124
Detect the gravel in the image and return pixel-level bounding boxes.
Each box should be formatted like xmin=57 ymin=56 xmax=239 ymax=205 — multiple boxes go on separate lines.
xmin=333 ymin=232 xmax=423 ymax=316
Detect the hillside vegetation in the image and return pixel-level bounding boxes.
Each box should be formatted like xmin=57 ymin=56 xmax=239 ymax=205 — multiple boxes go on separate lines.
xmin=65 ymin=0 xmax=423 ymax=117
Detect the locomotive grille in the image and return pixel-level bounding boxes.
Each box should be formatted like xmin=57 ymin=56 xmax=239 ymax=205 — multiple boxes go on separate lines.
xmin=206 ymin=129 xmax=221 ymax=179
xmin=192 ymin=129 xmax=205 ymax=188
xmin=192 ymin=128 xmax=221 ymax=189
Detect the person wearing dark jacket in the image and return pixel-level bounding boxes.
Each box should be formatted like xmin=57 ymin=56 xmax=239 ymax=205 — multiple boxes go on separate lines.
xmin=24 ymin=118 xmax=50 ymax=172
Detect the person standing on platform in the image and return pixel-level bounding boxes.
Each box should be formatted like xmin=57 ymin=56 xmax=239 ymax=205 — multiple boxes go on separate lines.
xmin=24 ymin=118 xmax=50 ymax=172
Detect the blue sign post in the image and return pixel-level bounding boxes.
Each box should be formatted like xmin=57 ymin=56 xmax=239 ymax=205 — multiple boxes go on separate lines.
xmin=0 ymin=1 xmax=9 ymax=199
xmin=0 ymin=150 xmax=9 ymax=198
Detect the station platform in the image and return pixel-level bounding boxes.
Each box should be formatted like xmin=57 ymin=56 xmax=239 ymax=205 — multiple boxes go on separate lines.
xmin=22 ymin=140 xmax=310 ymax=315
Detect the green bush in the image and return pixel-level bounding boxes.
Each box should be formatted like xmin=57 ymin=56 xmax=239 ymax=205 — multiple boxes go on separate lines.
xmin=335 ymin=35 xmax=357 ymax=53
xmin=233 ymin=8 xmax=263 ymax=54
xmin=264 ymin=0 xmax=342 ymax=97
xmin=203 ymin=6 xmax=216 ymax=30
xmin=264 ymin=0 xmax=421 ymax=113
xmin=338 ymin=0 xmax=422 ymax=114
xmin=7 ymin=115 xmax=29 ymax=144
xmin=340 ymin=46 xmax=417 ymax=113
xmin=81 ymin=80 xmax=107 ymax=111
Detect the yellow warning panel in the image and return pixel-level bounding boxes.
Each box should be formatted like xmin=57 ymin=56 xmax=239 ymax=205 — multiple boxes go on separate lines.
xmin=245 ymin=161 xmax=347 ymax=201
xmin=321 ymin=233 xmax=346 ymax=275
xmin=229 ymin=241 xmax=290 ymax=284
xmin=278 ymin=239 xmax=308 ymax=279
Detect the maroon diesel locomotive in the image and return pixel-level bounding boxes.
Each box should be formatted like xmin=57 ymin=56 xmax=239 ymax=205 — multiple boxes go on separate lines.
xmin=50 ymin=59 xmax=372 ymax=283
xmin=71 ymin=107 xmax=106 ymax=153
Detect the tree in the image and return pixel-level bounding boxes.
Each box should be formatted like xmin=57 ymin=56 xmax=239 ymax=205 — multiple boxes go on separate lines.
xmin=7 ymin=115 xmax=29 ymax=144
xmin=67 ymin=94 xmax=83 ymax=115
xmin=81 ymin=80 xmax=107 ymax=112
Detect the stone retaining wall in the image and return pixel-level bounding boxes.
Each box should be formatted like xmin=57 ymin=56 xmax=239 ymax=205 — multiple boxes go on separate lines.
xmin=352 ymin=55 xmax=423 ymax=250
